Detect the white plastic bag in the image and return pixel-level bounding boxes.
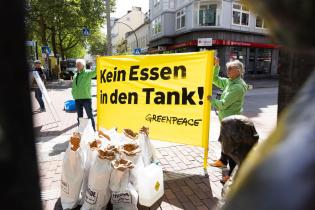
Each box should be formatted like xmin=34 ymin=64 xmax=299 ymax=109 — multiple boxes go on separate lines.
xmin=138 ymin=127 xmax=157 ymax=167
xmin=119 ymin=141 xmax=141 ymax=191
xmin=99 ymin=127 xmax=121 ymax=145
xmin=61 ymin=135 xmax=85 ymax=209
xmin=81 ymin=149 xmax=115 ymax=210
xmin=110 ymin=159 xmax=138 ymax=210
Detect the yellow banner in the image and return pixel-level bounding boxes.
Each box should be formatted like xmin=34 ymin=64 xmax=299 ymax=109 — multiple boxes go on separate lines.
xmin=97 ymin=51 xmax=214 ymax=147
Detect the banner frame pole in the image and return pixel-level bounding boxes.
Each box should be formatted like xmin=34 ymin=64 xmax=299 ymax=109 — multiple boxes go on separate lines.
xmin=202 ymin=51 xmax=214 ymax=170
xmin=32 ymin=71 xmax=61 ymax=127
xmin=96 ymin=56 xmax=100 ymax=131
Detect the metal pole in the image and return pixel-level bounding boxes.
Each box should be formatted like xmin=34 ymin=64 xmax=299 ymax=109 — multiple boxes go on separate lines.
xmin=106 ymin=0 xmax=112 ymax=55
xmin=116 ymin=21 xmax=139 ymax=49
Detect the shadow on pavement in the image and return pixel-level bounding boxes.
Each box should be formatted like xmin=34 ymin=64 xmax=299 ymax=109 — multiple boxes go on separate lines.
xmin=49 ymin=141 xmax=69 ymax=156
xmin=163 ymin=171 xmax=219 ymax=210
xmin=35 ymin=123 xmax=78 ymax=143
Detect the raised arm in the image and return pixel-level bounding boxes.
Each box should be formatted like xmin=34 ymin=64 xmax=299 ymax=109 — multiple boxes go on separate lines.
xmin=86 ymin=66 xmax=96 ymax=78
xmin=212 ymin=57 xmax=228 ymax=89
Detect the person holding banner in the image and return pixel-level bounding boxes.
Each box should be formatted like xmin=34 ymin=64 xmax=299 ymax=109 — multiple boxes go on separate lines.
xmin=209 ymin=58 xmax=248 ymax=184
xmin=71 ymin=59 xmax=96 ymax=131
xmin=33 ymin=60 xmax=46 ymax=112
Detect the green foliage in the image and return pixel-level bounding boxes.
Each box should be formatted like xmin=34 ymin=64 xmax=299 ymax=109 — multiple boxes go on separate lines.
xmin=25 ymin=0 xmax=116 ymax=59
xmin=115 ymin=38 xmax=128 ymax=55
xmin=88 ymin=30 xmax=107 ymax=56
xmin=65 ymin=43 xmax=86 ymax=58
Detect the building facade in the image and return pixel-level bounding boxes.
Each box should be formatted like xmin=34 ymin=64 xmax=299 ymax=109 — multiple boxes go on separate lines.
xmin=126 ymin=12 xmax=150 ymax=54
xmin=148 ymin=0 xmax=279 ymax=77
xmin=111 ymin=7 xmax=146 ymax=54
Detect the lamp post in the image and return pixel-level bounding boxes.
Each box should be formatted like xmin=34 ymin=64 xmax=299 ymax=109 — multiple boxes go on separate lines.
xmin=105 ymin=0 xmax=112 ymax=55
xmin=115 ymin=21 xmax=139 ymax=49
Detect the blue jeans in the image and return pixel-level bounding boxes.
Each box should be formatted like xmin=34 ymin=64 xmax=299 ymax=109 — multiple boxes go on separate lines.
xmin=35 ymin=88 xmax=45 ymax=109
xmin=75 ymin=99 xmax=95 ymax=131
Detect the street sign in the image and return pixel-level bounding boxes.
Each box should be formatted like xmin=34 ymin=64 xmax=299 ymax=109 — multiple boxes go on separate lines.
xmin=41 ymin=46 xmax=51 ymax=54
xmin=197 ymin=38 xmax=213 ymax=47
xmin=26 ymin=41 xmax=36 ymax=47
xmin=133 ymin=48 xmax=141 ymax=55
xmin=82 ymin=27 xmax=91 ymax=36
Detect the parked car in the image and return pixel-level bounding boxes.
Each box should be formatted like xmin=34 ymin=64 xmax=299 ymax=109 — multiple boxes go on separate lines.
xmin=60 ymin=58 xmax=77 ymax=80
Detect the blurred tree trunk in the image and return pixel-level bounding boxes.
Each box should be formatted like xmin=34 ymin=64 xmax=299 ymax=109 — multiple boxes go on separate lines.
xmin=278 ymin=49 xmax=315 ymax=115
xmin=39 ymin=15 xmax=48 ymax=46
xmin=51 ymin=26 xmax=58 ymax=57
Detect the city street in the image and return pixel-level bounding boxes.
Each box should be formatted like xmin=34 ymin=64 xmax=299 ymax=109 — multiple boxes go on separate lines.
xmin=33 ymin=79 xmax=278 ymax=210
xmin=0 ymin=0 xmax=312 ymax=210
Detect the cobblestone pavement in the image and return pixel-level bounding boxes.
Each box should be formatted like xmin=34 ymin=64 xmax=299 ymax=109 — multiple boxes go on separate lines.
xmin=33 ymin=79 xmax=278 ymax=210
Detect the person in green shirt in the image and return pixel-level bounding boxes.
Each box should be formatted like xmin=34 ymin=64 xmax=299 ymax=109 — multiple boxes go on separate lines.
xmin=71 ymin=59 xmax=97 ymax=131
xmin=209 ymin=58 xmax=248 ymax=183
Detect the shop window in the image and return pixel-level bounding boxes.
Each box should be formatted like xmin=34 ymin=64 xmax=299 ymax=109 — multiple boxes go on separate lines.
xmin=230 ymin=47 xmax=247 ymax=64
xmin=176 ymin=8 xmax=186 ymax=30
xmin=151 ymin=16 xmax=161 ymax=35
xmin=248 ymin=48 xmax=272 ymax=75
xmin=232 ymin=3 xmax=249 ymax=26
xmin=256 ymin=49 xmax=272 ymax=74
xmin=199 ymin=4 xmax=217 ymax=26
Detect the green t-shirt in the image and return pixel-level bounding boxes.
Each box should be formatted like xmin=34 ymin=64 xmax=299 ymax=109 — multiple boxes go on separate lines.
xmin=212 ymin=66 xmax=248 ymax=121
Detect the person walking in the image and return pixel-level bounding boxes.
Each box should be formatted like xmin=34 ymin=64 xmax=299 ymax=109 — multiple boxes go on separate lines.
xmin=33 ymin=60 xmax=46 ymax=112
xmin=71 ymin=59 xmax=96 ymax=131
xmin=209 ymin=58 xmax=248 ymax=183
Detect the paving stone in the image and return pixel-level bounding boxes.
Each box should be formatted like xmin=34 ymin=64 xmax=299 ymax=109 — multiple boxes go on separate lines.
xmin=201 ymin=198 xmax=217 ymax=210
xmin=197 ymin=205 xmax=209 ymax=210
xmin=168 ymin=198 xmax=183 ymax=209
xmin=188 ymin=194 xmax=203 ymax=206
xmin=180 ymin=186 xmax=194 ymax=196
xmin=168 ymin=181 xmax=182 ymax=192
xmin=182 ymin=202 xmax=197 ymax=210
xmin=174 ymin=191 xmax=190 ymax=203
xmin=165 ymin=189 xmax=176 ymax=200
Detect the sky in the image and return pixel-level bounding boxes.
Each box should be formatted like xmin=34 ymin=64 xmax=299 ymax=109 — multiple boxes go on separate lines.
xmin=102 ymin=0 xmax=149 ymax=33
xmin=112 ymin=0 xmax=149 ymax=18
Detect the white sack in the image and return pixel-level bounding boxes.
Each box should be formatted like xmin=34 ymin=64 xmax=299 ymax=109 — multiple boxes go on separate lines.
xmin=61 ymin=145 xmax=85 ymax=209
xmin=110 ymin=159 xmax=138 ymax=210
xmin=81 ymin=150 xmax=114 ymax=210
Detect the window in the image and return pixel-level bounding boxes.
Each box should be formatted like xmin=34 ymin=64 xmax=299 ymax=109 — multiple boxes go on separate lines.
xmin=153 ymin=0 xmax=160 ymax=6
xmin=151 ymin=16 xmax=161 ymax=35
xmin=199 ymin=4 xmax=217 ymax=26
xmin=176 ymin=8 xmax=186 ymax=30
xmin=232 ymin=3 xmax=249 ymax=26
xmin=256 ymin=16 xmax=265 ymax=28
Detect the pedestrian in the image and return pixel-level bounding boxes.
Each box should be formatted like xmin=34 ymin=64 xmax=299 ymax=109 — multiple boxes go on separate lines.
xmin=33 ymin=60 xmax=46 ymax=112
xmin=71 ymin=59 xmax=96 ymax=131
xmin=216 ymin=115 xmax=259 ymax=208
xmin=209 ymin=58 xmax=248 ymax=183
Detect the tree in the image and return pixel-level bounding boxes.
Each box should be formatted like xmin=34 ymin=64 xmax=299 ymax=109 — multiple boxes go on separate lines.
xmin=115 ymin=38 xmax=129 ymax=55
xmin=25 ymin=0 xmax=116 ymax=59
xmin=88 ymin=30 xmax=107 ymax=56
